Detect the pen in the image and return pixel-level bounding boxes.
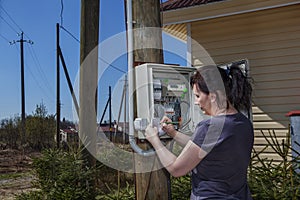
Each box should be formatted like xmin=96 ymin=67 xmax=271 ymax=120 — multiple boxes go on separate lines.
xmin=160 ymin=121 xmax=179 ymax=124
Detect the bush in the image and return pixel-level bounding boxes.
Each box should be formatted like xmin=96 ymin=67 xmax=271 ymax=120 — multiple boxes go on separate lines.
xmin=16 ymin=128 xmax=300 ymax=200
xmin=249 ymin=129 xmax=300 ymax=200
xmin=16 ymin=148 xmax=97 ymax=200
xmin=95 ymin=182 xmax=135 ymax=200
xmin=171 ymin=175 xmax=191 ymax=200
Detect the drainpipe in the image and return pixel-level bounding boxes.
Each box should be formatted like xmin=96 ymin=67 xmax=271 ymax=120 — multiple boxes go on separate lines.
xmin=126 ymin=0 xmax=155 ymax=156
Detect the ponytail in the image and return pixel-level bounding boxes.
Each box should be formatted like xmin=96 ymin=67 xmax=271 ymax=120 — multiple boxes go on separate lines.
xmin=226 ymin=64 xmax=252 ymax=112
xmin=190 ymin=63 xmax=253 ymax=113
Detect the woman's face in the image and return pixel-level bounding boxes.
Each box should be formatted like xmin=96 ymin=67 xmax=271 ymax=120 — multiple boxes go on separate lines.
xmin=192 ymin=84 xmax=212 ymax=115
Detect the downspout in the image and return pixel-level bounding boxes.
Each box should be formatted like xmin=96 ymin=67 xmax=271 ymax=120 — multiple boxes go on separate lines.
xmin=126 ymin=0 xmax=155 ymax=156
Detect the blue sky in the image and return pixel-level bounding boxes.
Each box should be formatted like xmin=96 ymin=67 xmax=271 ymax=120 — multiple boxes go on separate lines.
xmin=0 ymin=0 xmax=187 ymax=122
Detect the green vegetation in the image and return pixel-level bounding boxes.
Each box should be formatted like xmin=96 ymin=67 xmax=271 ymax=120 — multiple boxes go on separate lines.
xmin=249 ymin=129 xmax=300 ymax=200
xmin=1 ymin=105 xmax=299 ymax=199
xmin=0 ymin=103 xmax=56 ymax=150
xmin=15 ymin=147 xmax=134 ymax=200
xmin=12 ymin=129 xmax=300 ymax=200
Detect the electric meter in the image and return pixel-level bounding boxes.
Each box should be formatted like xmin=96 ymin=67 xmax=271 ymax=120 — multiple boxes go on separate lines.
xmin=134 ymin=63 xmax=199 ymax=139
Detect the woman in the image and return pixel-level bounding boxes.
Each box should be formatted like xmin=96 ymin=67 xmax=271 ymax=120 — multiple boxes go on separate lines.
xmin=145 ymin=64 xmax=254 ymax=199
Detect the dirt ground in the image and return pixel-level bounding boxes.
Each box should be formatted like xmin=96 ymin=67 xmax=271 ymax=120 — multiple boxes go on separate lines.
xmin=0 ymin=149 xmax=38 ymax=199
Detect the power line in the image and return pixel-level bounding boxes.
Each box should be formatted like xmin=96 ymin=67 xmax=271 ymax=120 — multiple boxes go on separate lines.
xmin=98 ymin=57 xmax=127 ymax=74
xmin=60 ymin=0 xmax=64 ymax=26
xmin=60 ymin=25 xmax=126 ymax=74
xmin=0 ymin=32 xmax=10 ymax=43
xmin=24 ymin=57 xmax=53 ymax=102
xmin=26 ymin=45 xmax=55 ymax=95
xmin=60 ymin=25 xmax=80 ymax=43
xmin=0 ymin=15 xmax=19 ymax=34
xmin=0 ymin=5 xmax=33 ymax=42
xmin=0 ymin=5 xmax=23 ymax=33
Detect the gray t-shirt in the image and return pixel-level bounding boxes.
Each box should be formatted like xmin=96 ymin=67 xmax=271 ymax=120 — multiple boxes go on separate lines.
xmin=191 ymin=113 xmax=254 ymax=199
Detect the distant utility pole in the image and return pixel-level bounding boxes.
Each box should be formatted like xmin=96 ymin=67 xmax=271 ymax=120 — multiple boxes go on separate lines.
xmin=56 ymin=23 xmax=61 ymax=148
xmin=116 ymin=75 xmax=128 ymax=143
xmin=10 ymin=32 xmax=33 ymax=145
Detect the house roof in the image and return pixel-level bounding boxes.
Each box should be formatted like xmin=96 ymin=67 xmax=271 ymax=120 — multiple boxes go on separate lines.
xmin=161 ymin=0 xmax=225 ymax=11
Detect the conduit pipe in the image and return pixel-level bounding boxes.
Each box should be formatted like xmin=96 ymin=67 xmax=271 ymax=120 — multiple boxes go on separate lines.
xmin=126 ymin=0 xmax=155 ymax=156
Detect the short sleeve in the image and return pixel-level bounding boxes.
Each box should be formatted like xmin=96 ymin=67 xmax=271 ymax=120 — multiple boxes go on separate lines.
xmin=192 ymin=120 xmax=209 ymax=148
xmin=191 ymin=117 xmax=226 ymax=153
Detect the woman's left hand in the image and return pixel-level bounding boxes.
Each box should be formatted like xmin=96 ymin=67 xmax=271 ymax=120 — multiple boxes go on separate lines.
xmin=145 ymin=124 xmax=159 ymax=144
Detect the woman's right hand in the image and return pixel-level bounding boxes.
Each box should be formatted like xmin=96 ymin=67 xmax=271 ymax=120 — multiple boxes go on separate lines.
xmin=160 ymin=116 xmax=177 ymax=138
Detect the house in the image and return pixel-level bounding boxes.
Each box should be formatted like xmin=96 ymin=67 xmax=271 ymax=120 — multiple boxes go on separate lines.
xmin=60 ymin=126 xmax=79 ymax=147
xmin=98 ymin=121 xmax=129 ymax=143
xmin=161 ymin=0 xmax=300 ymax=161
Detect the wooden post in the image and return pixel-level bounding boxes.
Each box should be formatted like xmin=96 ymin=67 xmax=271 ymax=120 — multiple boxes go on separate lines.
xmin=131 ymin=0 xmax=170 ymax=199
xmin=56 ymin=24 xmax=60 ymax=148
xmin=79 ymin=0 xmax=99 ymax=196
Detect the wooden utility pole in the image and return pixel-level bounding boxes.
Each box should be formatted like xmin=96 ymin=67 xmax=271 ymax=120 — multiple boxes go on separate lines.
xmin=130 ymin=0 xmax=170 ymax=199
xmin=56 ymin=23 xmax=61 ymax=148
xmin=132 ymin=0 xmax=164 ymax=64
xmin=10 ymin=32 xmax=33 ymax=145
xmin=79 ymin=0 xmax=99 ymax=185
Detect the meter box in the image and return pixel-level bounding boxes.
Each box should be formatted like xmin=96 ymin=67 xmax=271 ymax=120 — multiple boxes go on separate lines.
xmin=134 ymin=63 xmax=197 ymax=139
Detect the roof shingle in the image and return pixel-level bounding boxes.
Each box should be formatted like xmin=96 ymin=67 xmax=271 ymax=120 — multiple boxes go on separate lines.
xmin=161 ymin=0 xmax=225 ymax=11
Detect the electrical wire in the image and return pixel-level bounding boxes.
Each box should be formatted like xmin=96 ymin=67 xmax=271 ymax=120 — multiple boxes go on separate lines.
xmin=24 ymin=45 xmax=53 ymax=102
xmin=0 ymin=5 xmax=34 ymax=43
xmin=11 ymin=44 xmax=53 ymax=106
xmin=60 ymin=0 xmax=64 ymax=26
xmin=0 ymin=33 xmax=10 ymax=43
xmin=60 ymin=25 xmax=80 ymax=43
xmin=0 ymin=5 xmax=23 ymax=33
xmin=0 ymin=3 xmax=54 ymax=113
xmin=0 ymin=15 xmax=19 ymax=34
xmin=59 ymin=25 xmax=126 ymax=74
xmin=98 ymin=57 xmax=127 ymax=74
xmin=27 ymin=45 xmax=55 ymax=95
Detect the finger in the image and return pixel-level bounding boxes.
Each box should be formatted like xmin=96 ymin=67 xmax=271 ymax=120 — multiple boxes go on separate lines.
xmin=160 ymin=116 xmax=171 ymax=123
xmin=146 ymin=123 xmax=153 ymax=130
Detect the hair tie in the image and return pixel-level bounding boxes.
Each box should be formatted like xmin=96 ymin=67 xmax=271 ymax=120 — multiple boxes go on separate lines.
xmin=225 ymin=66 xmax=232 ymax=79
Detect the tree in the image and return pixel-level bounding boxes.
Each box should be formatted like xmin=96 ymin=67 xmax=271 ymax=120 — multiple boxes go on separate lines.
xmin=33 ymin=102 xmax=48 ymax=118
xmin=0 ymin=116 xmax=20 ymax=149
xmin=25 ymin=103 xmax=56 ymax=150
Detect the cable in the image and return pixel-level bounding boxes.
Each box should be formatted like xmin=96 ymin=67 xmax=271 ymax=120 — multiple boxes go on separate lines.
xmin=24 ymin=46 xmax=53 ymax=102
xmin=60 ymin=25 xmax=80 ymax=43
xmin=0 ymin=5 xmax=23 ymax=33
xmin=60 ymin=0 xmax=64 ymax=26
xmin=27 ymin=45 xmax=55 ymax=95
xmin=98 ymin=57 xmax=126 ymax=74
xmin=12 ymin=43 xmax=53 ymax=106
xmin=0 ymin=33 xmax=10 ymax=43
xmin=0 ymin=15 xmax=19 ymax=34
xmin=0 ymin=5 xmax=33 ymax=43
xmin=59 ymin=25 xmax=126 ymax=74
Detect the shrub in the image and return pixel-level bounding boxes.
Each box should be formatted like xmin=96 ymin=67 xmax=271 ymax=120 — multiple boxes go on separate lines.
xmin=171 ymin=175 xmax=191 ymax=200
xmin=249 ymin=129 xmax=300 ymax=200
xmin=16 ymin=148 xmax=97 ymax=200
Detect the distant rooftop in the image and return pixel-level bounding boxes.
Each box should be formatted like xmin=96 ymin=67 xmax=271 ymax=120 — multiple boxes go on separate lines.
xmin=161 ymin=0 xmax=225 ymax=11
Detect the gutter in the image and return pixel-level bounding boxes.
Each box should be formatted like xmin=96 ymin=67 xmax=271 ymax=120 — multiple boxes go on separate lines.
xmin=162 ymin=1 xmax=300 ymax=26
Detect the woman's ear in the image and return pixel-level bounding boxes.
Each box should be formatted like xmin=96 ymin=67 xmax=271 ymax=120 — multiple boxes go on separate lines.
xmin=209 ymin=93 xmax=217 ymax=103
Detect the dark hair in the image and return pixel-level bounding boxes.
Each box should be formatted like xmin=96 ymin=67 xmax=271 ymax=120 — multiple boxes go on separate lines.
xmin=190 ymin=64 xmax=252 ymax=112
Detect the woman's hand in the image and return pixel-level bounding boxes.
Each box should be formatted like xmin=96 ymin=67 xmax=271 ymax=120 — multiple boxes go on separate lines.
xmin=145 ymin=125 xmax=159 ymax=144
xmin=160 ymin=116 xmax=177 ymax=138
